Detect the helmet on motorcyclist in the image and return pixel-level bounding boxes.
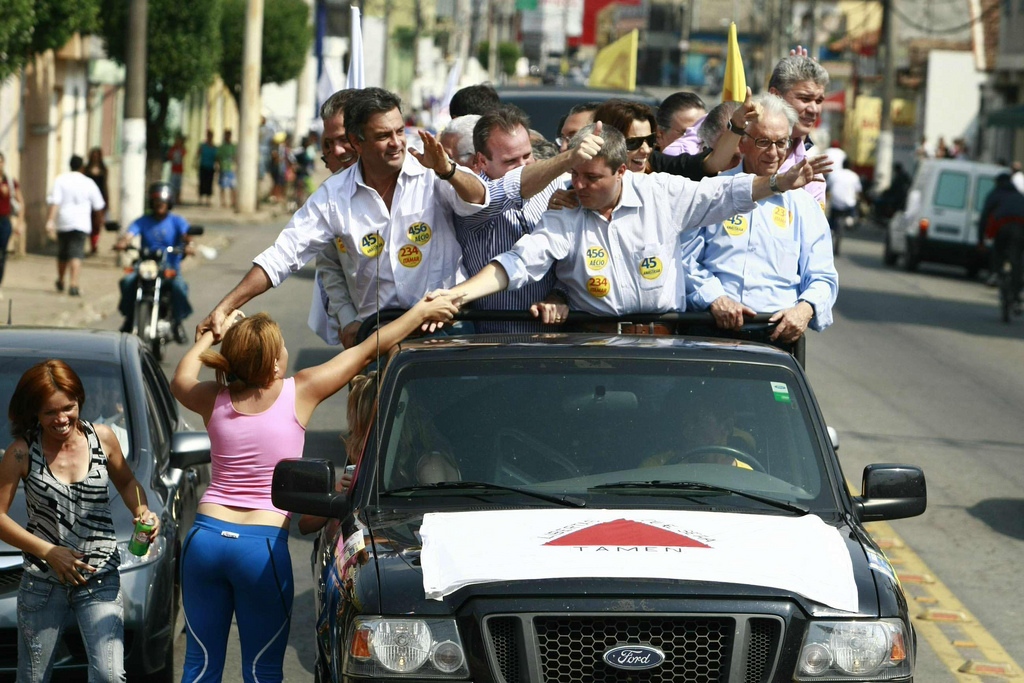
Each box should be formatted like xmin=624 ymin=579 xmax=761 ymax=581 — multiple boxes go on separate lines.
xmin=148 ymin=181 xmax=174 ymax=212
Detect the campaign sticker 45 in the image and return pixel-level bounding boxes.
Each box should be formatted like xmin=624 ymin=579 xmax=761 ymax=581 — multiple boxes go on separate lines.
xmin=770 ymin=381 xmax=791 ymax=403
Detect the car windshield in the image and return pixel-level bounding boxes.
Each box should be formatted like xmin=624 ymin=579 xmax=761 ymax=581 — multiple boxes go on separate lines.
xmin=0 ymin=358 xmax=130 ymax=459
xmin=376 ymin=357 xmax=836 ymax=512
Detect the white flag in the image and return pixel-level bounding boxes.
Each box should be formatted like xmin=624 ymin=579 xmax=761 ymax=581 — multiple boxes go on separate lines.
xmin=346 ymin=6 xmax=365 ymax=89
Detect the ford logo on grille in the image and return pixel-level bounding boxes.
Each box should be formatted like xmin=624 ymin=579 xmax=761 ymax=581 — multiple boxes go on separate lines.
xmin=603 ymin=644 xmax=665 ymax=670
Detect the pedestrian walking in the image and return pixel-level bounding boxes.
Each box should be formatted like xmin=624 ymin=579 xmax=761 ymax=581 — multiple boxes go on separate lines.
xmin=170 ymin=296 xmax=457 ymax=683
xmin=197 ymin=130 xmax=218 ymax=207
xmin=167 ymin=133 xmax=187 ymax=205
xmin=82 ymin=148 xmax=108 ymax=255
xmin=217 ymin=129 xmax=238 ymax=209
xmin=0 ymin=359 xmax=158 ymax=683
xmin=0 ymin=152 xmax=24 ymax=294
xmin=45 ymin=155 xmax=105 ymax=297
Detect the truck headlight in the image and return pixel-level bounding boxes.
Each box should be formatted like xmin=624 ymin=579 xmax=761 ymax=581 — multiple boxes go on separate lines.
xmin=797 ymin=619 xmax=912 ymax=680
xmin=345 ymin=617 xmax=468 ymax=678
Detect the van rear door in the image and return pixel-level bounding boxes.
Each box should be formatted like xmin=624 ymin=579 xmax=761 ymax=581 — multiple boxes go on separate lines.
xmin=927 ymin=169 xmax=971 ymax=243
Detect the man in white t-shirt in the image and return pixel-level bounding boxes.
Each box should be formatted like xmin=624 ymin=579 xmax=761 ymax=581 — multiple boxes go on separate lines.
xmin=46 ymin=155 xmax=105 ymax=296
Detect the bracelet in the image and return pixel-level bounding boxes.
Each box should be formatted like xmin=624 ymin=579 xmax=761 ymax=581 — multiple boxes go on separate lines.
xmin=437 ymin=159 xmax=457 ymax=180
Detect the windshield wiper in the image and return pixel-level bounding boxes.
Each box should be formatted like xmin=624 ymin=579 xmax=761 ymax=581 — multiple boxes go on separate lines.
xmin=385 ymin=481 xmax=587 ymax=508
xmin=590 ymin=481 xmax=809 ymax=515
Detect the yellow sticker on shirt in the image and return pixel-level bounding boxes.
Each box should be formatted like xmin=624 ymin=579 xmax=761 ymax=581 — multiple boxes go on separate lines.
xmin=587 ymin=275 xmax=611 ymax=298
xmin=360 ymin=232 xmax=384 ymax=258
xmin=398 ymin=244 xmax=422 ymax=268
xmin=639 ymin=256 xmax=663 ymax=280
xmin=772 ymin=207 xmax=793 ymax=229
xmin=408 ymin=221 xmax=432 ymax=245
xmin=586 ymin=246 xmax=608 ymax=271
xmin=335 ymin=237 xmax=347 ymax=254
xmin=723 ymin=214 xmax=749 ymax=236
xmin=819 ymin=201 xmax=826 ymax=213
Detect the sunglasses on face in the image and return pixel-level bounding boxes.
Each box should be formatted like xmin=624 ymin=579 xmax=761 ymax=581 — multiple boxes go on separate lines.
xmin=625 ymin=134 xmax=657 ymax=151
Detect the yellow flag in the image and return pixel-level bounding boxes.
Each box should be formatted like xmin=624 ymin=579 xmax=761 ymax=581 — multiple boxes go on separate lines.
xmin=722 ymin=22 xmax=746 ymax=102
xmin=588 ymin=29 xmax=638 ymax=92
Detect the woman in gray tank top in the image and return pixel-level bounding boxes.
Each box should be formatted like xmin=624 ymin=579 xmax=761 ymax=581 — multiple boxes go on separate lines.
xmin=0 ymin=359 xmax=159 ymax=683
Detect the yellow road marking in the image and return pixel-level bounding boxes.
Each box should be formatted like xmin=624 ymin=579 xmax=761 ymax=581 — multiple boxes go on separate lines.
xmin=866 ymin=520 xmax=1020 ymax=680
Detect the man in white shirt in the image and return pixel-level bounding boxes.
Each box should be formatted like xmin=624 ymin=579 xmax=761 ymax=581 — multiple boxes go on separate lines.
xmin=199 ymin=88 xmax=489 ymax=340
xmin=827 ymin=157 xmax=862 ymax=230
xmin=45 ymin=155 xmax=105 ymax=296
xmin=433 ymin=123 xmax=825 ymax=331
xmin=1012 ymin=161 xmax=1024 ymax=194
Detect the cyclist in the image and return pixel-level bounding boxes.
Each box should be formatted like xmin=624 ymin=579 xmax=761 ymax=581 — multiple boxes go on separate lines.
xmin=978 ymin=173 xmax=1024 ymax=313
xmin=115 ymin=182 xmax=196 ymax=340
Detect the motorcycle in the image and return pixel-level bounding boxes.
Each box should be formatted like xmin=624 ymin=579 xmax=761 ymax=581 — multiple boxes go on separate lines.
xmin=116 ymin=225 xmax=204 ymax=360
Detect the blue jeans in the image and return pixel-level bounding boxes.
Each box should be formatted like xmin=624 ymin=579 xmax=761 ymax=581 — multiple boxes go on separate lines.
xmin=17 ymin=571 xmax=126 ymax=683
xmin=118 ymin=273 xmax=193 ymax=324
xmin=0 ymin=214 xmax=11 ymax=286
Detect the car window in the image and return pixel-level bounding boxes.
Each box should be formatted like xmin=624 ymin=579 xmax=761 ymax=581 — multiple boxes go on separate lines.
xmin=0 ymin=358 xmax=130 ymax=458
xmin=974 ymin=175 xmax=996 ymax=212
xmin=141 ymin=355 xmax=171 ymax=467
xmin=933 ymin=171 xmax=968 ymax=209
xmin=377 ymin=358 xmax=832 ymax=509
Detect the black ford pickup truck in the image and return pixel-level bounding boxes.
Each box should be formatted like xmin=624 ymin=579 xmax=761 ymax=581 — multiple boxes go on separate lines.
xmin=275 ymin=332 xmax=925 ymax=683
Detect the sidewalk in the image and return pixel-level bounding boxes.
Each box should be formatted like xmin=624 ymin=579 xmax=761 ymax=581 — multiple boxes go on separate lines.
xmin=3 ymin=200 xmax=284 ymax=329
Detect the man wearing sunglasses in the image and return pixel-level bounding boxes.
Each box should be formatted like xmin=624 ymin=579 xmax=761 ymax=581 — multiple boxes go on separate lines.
xmin=681 ymin=93 xmax=838 ymax=358
xmin=429 ymin=122 xmax=828 ymax=329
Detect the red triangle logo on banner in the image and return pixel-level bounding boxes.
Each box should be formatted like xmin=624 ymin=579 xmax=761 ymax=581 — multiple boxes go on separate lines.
xmin=544 ymin=519 xmax=710 ymax=548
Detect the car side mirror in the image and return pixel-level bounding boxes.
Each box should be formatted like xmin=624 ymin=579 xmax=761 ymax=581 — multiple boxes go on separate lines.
xmin=854 ymin=464 xmax=926 ymax=523
xmin=272 ymin=459 xmax=347 ymax=518
xmin=169 ymin=431 xmax=211 ymax=469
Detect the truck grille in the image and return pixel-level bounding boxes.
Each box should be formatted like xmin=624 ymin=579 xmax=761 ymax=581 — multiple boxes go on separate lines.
xmin=487 ymin=614 xmax=782 ymax=683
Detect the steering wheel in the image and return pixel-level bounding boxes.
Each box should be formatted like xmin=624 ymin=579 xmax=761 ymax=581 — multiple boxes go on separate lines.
xmin=666 ymin=445 xmax=766 ymax=473
xmin=493 ymin=428 xmax=581 ymax=483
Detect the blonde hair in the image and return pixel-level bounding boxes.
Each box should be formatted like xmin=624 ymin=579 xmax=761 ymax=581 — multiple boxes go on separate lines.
xmin=345 ymin=372 xmax=378 ymax=464
xmin=199 ymin=312 xmax=284 ymax=387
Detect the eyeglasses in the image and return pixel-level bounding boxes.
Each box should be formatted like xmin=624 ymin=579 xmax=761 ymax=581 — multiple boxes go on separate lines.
xmin=625 ymin=134 xmax=657 ymax=151
xmin=744 ymin=133 xmax=792 ymax=151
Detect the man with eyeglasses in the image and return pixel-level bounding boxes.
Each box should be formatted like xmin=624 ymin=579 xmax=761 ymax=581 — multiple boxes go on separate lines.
xmin=681 ymin=93 xmax=838 ymax=358
xmin=428 ymin=122 xmax=827 ymax=329
xmin=451 ymin=105 xmax=605 ymax=332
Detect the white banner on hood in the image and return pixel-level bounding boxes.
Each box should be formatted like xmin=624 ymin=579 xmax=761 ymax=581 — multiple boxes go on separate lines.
xmin=420 ymin=509 xmax=858 ymax=613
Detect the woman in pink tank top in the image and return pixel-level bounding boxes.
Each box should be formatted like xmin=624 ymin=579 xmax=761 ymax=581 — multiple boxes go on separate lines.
xmin=169 ymin=294 xmax=457 ymax=683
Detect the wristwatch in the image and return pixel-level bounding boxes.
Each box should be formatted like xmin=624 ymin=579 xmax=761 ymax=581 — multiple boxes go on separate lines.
xmin=437 ymin=159 xmax=458 ymax=180
xmin=768 ymin=173 xmax=784 ymax=194
xmin=727 ymin=119 xmax=746 ymax=135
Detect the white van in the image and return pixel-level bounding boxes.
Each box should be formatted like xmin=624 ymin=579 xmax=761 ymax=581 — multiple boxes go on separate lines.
xmin=884 ymin=158 xmax=1007 ymax=276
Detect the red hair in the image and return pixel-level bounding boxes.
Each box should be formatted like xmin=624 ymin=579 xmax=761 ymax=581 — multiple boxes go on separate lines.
xmin=8 ymin=359 xmax=86 ymax=439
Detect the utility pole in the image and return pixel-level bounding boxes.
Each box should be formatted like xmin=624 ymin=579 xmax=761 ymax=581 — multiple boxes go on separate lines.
xmin=875 ymin=0 xmax=896 ymax=192
xmin=294 ymin=0 xmax=316 ymax=138
xmin=120 ymin=0 xmax=148 ymax=228
xmin=487 ymin=0 xmax=500 ymax=83
xmin=237 ymin=0 xmax=264 ymax=214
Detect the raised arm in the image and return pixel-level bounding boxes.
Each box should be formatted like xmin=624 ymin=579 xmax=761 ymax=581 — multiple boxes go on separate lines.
xmin=411 ymin=130 xmax=486 ymax=204
xmin=520 ymin=122 xmax=605 ymax=198
xmin=293 ymin=294 xmax=460 ymax=422
xmin=197 ymin=265 xmax=273 ymax=341
xmin=171 ymin=327 xmax=228 ymax=422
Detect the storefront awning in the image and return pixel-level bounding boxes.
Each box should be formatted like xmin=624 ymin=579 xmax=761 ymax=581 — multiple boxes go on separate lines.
xmin=987 ymin=104 xmax=1024 ymax=128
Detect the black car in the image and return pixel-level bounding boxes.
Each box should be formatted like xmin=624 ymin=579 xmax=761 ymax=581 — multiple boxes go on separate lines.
xmin=276 ymin=332 xmax=926 ymax=683
xmin=0 ymin=328 xmax=210 ymax=682
xmin=496 ymin=86 xmax=660 ymax=141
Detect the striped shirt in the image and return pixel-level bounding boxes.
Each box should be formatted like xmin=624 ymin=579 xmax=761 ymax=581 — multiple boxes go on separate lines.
xmin=454 ymin=166 xmax=562 ymax=333
xmin=23 ymin=420 xmax=119 ymax=578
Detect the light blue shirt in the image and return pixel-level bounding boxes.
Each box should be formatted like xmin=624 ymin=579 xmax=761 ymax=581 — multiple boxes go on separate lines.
xmin=681 ymin=166 xmax=838 ymax=331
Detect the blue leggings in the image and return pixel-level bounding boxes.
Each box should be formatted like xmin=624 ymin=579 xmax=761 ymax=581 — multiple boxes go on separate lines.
xmin=180 ymin=515 xmax=293 ymax=683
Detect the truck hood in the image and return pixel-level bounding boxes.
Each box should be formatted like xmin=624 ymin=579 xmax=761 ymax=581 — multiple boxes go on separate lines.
xmin=365 ymin=508 xmax=885 ymax=617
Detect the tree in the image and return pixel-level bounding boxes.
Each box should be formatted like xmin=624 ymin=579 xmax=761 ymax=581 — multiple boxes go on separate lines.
xmin=97 ymin=0 xmax=223 ymax=169
xmin=477 ymin=40 xmax=521 ymax=78
xmin=219 ymin=0 xmax=312 ymax=95
xmin=0 ymin=0 xmax=99 ymax=80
